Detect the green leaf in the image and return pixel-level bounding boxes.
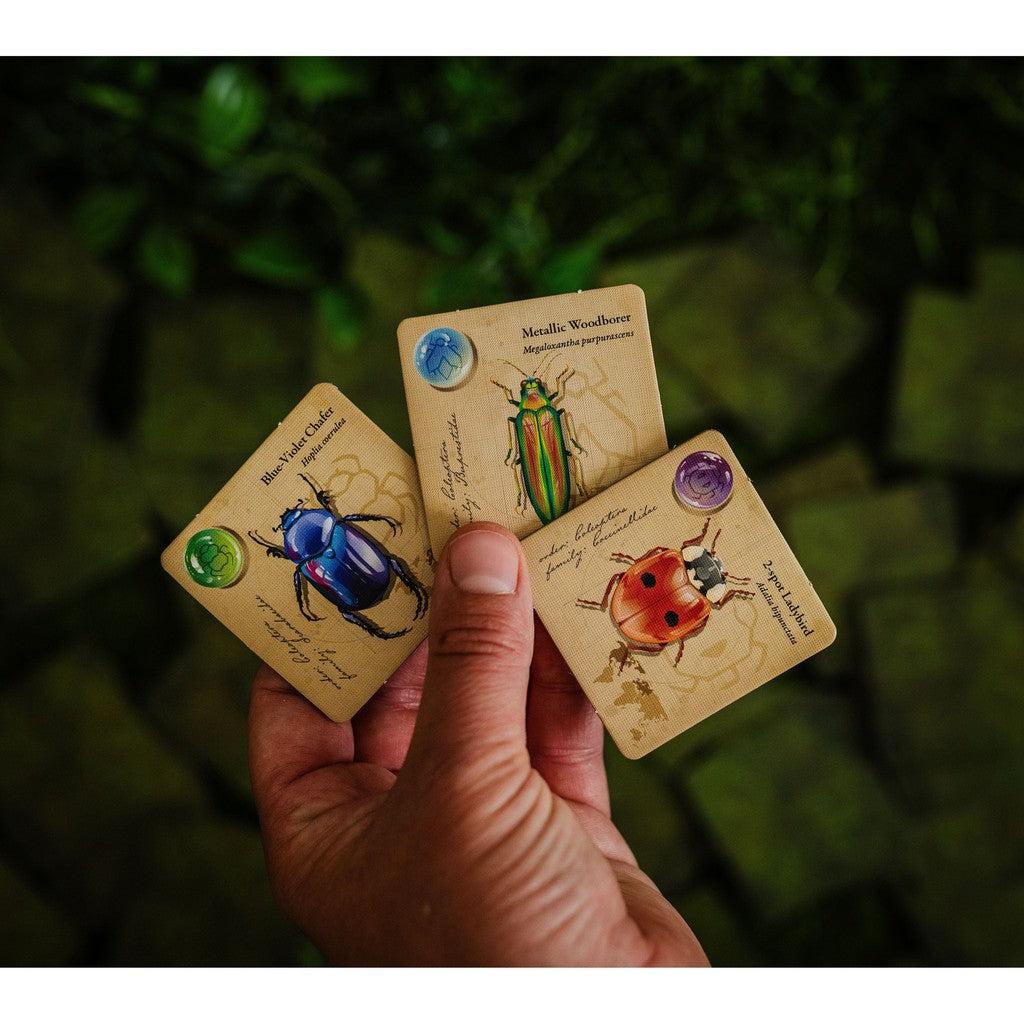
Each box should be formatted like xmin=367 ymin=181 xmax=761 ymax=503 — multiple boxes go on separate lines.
xmin=72 ymin=186 xmax=145 ymax=254
xmin=198 ymin=64 xmax=266 ymax=167
xmin=131 ymin=58 xmax=159 ymax=89
xmin=316 ymin=287 xmax=362 ymax=352
xmin=74 ymin=82 xmax=142 ymax=119
xmin=137 ymin=225 xmax=194 ymax=295
xmin=282 ymin=57 xmax=363 ymax=105
xmin=233 ymin=230 xmax=318 ymax=287
xmin=427 ymin=257 xmax=507 ymax=310
xmin=537 ymin=243 xmax=600 ymax=293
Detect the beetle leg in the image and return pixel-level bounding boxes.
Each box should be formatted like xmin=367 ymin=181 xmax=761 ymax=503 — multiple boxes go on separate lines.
xmin=626 ymin=641 xmax=665 ymax=662
xmin=708 ymin=528 xmax=722 ymax=554
xmin=559 ymin=409 xmax=590 ymax=502
xmin=569 ymin=449 xmax=589 ymax=501
xmin=611 ymin=546 xmax=668 ymax=564
xmin=342 ymin=513 xmax=402 ymax=537
xmin=610 ymin=642 xmax=633 ymax=674
xmin=681 ymin=518 xmax=712 ymax=548
xmin=248 ymin=530 xmax=288 ymax=558
xmin=514 ymin=470 xmax=527 ymax=515
xmin=714 ymin=588 xmax=755 ymax=608
xmin=504 ymin=417 xmax=527 ymax=514
xmin=491 ymin=379 xmax=517 ymax=405
xmin=725 ymin=571 xmax=751 ymax=582
xmin=559 ymin=407 xmax=589 ymax=457
xmin=504 ymin=417 xmax=518 ymax=467
xmin=673 ymin=618 xmax=709 ymax=665
xmin=576 ymin=572 xmax=624 ymax=612
xmin=551 ymin=365 xmax=575 ymax=402
xmin=299 ymin=472 xmax=335 ymax=514
xmin=293 ymin=569 xmax=323 ymax=622
xmin=342 ymin=609 xmax=410 ymax=640
xmin=389 ymin=555 xmax=430 ymax=620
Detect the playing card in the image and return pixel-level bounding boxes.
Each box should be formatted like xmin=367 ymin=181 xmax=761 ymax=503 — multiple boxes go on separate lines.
xmin=161 ymin=383 xmax=433 ymax=722
xmin=521 ymin=430 xmax=836 ymax=758
xmin=397 ymin=285 xmax=667 ymax=554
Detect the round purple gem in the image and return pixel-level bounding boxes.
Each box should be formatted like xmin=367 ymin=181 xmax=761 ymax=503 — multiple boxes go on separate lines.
xmin=674 ymin=451 xmax=734 ymax=510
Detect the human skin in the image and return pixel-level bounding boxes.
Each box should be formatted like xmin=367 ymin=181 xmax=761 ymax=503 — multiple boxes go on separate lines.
xmin=249 ymin=522 xmax=708 ymax=966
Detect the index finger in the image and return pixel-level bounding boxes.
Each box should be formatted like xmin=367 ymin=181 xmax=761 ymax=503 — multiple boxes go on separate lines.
xmin=526 ymin=617 xmax=609 ymax=815
xmin=248 ymin=663 xmax=355 ymax=816
xmin=351 ymin=639 xmax=428 ymax=771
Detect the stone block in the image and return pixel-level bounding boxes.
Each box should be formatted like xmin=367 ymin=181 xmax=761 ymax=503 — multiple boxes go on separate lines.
xmin=106 ymin=816 xmax=303 ymax=965
xmin=890 ymin=250 xmax=1024 ymax=474
xmin=0 ymin=649 xmax=205 ymax=923
xmin=687 ymin=712 xmax=899 ymax=919
xmin=862 ymin=583 xmax=1024 ymax=808
xmin=603 ymin=241 xmax=870 ymax=451
xmin=606 ymin=744 xmax=699 ymax=894
xmin=0 ymin=858 xmax=80 ymax=965
xmin=784 ymin=481 xmax=958 ymax=670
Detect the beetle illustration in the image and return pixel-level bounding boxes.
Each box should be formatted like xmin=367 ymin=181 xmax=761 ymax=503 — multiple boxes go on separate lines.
xmin=491 ymin=362 xmax=588 ymax=525
xmin=576 ymin=518 xmax=753 ymax=665
xmin=247 ymin=473 xmax=428 ymax=639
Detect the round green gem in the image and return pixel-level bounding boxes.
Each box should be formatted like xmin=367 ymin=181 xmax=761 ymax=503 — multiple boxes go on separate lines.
xmin=184 ymin=527 xmax=246 ymax=588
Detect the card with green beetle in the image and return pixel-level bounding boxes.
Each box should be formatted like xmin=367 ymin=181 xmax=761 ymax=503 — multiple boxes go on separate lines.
xmin=397 ymin=285 xmax=668 ymax=555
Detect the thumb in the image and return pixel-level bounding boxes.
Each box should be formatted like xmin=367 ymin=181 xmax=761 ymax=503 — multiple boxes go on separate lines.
xmin=407 ymin=523 xmax=534 ymax=766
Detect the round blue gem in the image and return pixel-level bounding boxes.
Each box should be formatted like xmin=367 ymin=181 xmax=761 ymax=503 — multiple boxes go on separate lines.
xmin=412 ymin=326 xmax=474 ymax=389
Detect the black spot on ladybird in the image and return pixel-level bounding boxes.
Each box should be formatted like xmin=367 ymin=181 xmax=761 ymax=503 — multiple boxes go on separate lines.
xmin=641 ymin=572 xmax=656 ymax=588
xmin=664 ymin=610 xmax=680 ymax=627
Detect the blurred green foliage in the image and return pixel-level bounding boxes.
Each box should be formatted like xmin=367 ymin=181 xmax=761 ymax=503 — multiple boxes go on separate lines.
xmin=0 ymin=57 xmax=1022 ymax=966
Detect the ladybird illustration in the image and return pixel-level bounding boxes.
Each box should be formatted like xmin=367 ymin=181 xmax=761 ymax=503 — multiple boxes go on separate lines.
xmin=576 ymin=518 xmax=754 ymax=665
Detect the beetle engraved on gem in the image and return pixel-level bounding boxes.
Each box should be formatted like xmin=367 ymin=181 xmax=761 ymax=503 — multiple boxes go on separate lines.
xmin=576 ymin=518 xmax=754 ymax=665
xmin=248 ymin=472 xmax=429 ymax=640
xmin=492 ymin=361 xmax=589 ymax=525
xmin=413 ymin=326 xmax=475 ymax=390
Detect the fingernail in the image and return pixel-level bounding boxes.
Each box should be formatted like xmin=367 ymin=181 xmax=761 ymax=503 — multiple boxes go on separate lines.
xmin=448 ymin=531 xmax=519 ymax=594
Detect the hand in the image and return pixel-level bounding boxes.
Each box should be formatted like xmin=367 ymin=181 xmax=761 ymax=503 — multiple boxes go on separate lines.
xmin=249 ymin=523 xmax=707 ymax=966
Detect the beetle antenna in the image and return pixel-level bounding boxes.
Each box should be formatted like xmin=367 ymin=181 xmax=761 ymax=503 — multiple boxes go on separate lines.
xmin=501 ymin=358 xmax=530 ymax=377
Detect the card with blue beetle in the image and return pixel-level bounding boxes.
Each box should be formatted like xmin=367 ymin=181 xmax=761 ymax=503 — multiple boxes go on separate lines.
xmin=162 ymin=383 xmax=433 ymax=723
xmin=248 ymin=471 xmax=428 ymax=639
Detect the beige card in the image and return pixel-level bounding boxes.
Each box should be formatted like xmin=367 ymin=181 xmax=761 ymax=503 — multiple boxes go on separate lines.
xmin=161 ymin=383 xmax=433 ymax=722
xmin=522 ymin=431 xmax=836 ymax=758
xmin=397 ymin=285 xmax=667 ymax=554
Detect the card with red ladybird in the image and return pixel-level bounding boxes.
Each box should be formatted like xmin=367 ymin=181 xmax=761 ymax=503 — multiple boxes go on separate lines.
xmin=521 ymin=430 xmax=836 ymax=758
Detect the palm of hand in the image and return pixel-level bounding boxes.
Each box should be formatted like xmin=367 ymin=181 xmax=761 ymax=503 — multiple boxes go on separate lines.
xmin=250 ymin=627 xmax=706 ymax=967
